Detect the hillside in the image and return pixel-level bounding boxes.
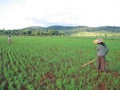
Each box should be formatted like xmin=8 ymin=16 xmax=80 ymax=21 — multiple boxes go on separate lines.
xmin=0 ymin=25 xmax=120 ymax=36
xmin=21 ymin=25 xmax=120 ymax=31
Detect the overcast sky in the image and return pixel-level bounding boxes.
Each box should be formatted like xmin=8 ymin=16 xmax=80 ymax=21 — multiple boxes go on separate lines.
xmin=0 ymin=0 xmax=120 ymax=29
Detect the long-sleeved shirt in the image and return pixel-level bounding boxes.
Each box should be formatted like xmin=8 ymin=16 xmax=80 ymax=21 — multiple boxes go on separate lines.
xmin=97 ymin=43 xmax=109 ymax=56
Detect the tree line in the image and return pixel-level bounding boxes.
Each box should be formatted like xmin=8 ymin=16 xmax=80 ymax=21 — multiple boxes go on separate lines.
xmin=0 ymin=29 xmax=65 ymax=36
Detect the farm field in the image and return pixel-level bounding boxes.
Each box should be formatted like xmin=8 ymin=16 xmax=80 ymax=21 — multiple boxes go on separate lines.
xmin=0 ymin=36 xmax=120 ymax=90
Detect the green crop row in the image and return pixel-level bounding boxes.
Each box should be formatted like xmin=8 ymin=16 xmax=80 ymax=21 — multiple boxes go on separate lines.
xmin=0 ymin=36 xmax=120 ymax=90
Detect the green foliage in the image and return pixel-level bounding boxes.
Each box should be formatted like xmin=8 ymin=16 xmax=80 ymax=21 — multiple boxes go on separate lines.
xmin=1 ymin=25 xmax=120 ymax=36
xmin=0 ymin=36 xmax=120 ymax=90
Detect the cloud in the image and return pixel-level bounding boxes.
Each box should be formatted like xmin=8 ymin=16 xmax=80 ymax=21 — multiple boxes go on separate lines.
xmin=0 ymin=0 xmax=120 ymax=29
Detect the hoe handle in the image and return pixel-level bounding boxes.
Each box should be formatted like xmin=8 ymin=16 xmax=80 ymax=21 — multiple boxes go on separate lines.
xmin=81 ymin=59 xmax=96 ymax=67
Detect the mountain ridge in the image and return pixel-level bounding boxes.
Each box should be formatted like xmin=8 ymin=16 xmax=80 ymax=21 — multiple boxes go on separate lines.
xmin=21 ymin=25 xmax=120 ymax=31
xmin=1 ymin=25 xmax=120 ymax=36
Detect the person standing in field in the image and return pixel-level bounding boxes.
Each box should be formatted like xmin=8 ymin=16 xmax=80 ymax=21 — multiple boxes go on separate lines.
xmin=93 ymin=38 xmax=109 ymax=72
xmin=8 ymin=35 xmax=11 ymax=44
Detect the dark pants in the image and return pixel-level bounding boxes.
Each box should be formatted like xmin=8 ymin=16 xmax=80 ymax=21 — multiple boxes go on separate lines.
xmin=8 ymin=39 xmax=11 ymax=44
xmin=97 ymin=56 xmax=106 ymax=72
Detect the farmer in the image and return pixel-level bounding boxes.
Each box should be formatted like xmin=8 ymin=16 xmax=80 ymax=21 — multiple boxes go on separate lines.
xmin=8 ymin=35 xmax=11 ymax=44
xmin=93 ymin=38 xmax=109 ymax=72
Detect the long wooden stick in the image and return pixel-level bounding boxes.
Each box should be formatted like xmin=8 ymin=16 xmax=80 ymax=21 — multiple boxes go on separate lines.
xmin=81 ymin=59 xmax=96 ymax=67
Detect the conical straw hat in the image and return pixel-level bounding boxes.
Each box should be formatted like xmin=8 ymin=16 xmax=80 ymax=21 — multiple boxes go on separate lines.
xmin=93 ymin=38 xmax=103 ymax=44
